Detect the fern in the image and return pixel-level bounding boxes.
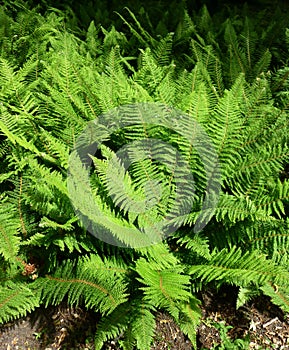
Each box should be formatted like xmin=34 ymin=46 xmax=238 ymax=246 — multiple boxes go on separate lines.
xmin=1 ymin=2 xmax=289 ymax=349
xmin=188 ymin=247 xmax=289 ymax=287
xmin=261 ymin=283 xmax=289 ymax=313
xmin=0 ymin=199 xmax=21 ymax=261
xmin=33 ymin=254 xmax=128 ymax=314
xmin=130 ymin=305 xmax=156 ymax=350
xmin=94 ymin=302 xmax=133 ymax=350
xmin=0 ymin=281 xmax=40 ymax=323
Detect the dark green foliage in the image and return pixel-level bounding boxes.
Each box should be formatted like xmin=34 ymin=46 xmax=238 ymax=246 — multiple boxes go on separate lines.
xmin=1 ymin=2 xmax=289 ymax=349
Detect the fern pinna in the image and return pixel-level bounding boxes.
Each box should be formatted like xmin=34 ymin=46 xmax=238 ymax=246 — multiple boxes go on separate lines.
xmin=1 ymin=2 xmax=289 ymax=349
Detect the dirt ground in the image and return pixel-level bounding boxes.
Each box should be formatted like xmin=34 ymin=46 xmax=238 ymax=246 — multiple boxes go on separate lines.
xmin=1 ymin=287 xmax=289 ymax=349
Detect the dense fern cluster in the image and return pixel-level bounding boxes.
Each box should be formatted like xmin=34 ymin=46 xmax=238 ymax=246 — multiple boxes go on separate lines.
xmin=1 ymin=1 xmax=289 ymax=349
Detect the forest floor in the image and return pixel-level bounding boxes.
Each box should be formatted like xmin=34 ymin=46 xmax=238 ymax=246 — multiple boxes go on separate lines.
xmin=1 ymin=286 xmax=289 ymax=350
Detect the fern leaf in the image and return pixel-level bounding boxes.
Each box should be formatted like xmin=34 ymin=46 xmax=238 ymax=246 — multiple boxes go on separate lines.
xmin=94 ymin=302 xmax=131 ymax=350
xmin=177 ymin=298 xmax=202 ymax=349
xmin=224 ymin=19 xmax=246 ymax=82
xmin=0 ymin=282 xmax=40 ymax=323
xmin=236 ymin=286 xmax=261 ymax=309
xmin=261 ymin=283 xmax=289 ymax=313
xmin=0 ymin=200 xmax=21 ymax=261
xmin=188 ymin=247 xmax=289 ymax=287
xmin=34 ymin=255 xmax=128 ymax=315
xmin=136 ymin=258 xmax=191 ymax=319
xmin=131 ymin=304 xmax=156 ymax=350
xmin=208 ymin=74 xmax=245 ymax=175
xmin=214 ymin=193 xmax=267 ymax=223
xmin=117 ymin=7 xmax=155 ymax=48
xmin=243 ymin=219 xmax=289 ymax=263
xmin=176 ymin=231 xmax=211 ymax=260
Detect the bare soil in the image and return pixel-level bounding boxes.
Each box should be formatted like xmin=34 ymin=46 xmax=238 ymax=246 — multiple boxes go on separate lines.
xmin=1 ymin=287 xmax=289 ymax=349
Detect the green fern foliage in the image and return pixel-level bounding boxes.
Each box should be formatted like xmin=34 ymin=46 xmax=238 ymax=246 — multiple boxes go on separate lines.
xmin=0 ymin=281 xmax=40 ymax=323
xmin=0 ymin=200 xmax=21 ymax=261
xmin=189 ymin=247 xmax=289 ymax=287
xmin=1 ymin=1 xmax=289 ymax=349
xmin=34 ymin=254 xmax=128 ymax=314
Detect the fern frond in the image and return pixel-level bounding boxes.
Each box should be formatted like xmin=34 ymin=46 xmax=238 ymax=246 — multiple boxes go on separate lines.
xmin=208 ymin=74 xmax=245 ymax=177
xmin=255 ymin=178 xmax=289 ymax=219
xmin=214 ymin=193 xmax=267 ymax=224
xmin=135 ymin=258 xmax=191 ymax=319
xmin=177 ymin=298 xmax=201 ymax=349
xmin=190 ymin=40 xmax=224 ymax=97
xmin=34 ymin=255 xmax=128 ymax=314
xmin=0 ymin=199 xmax=21 ymax=261
xmin=25 ymin=157 xmax=68 ymax=196
xmin=117 ymin=7 xmax=156 ymax=48
xmin=188 ymin=247 xmax=289 ymax=287
xmin=69 ymin=149 xmax=160 ymax=247
xmin=176 ymin=231 xmax=211 ymax=261
xmin=229 ymin=144 xmax=289 ymax=191
xmin=38 ymin=128 xmax=70 ymax=168
xmin=155 ymin=64 xmax=177 ymax=104
xmin=236 ymin=285 xmax=261 ymax=309
xmin=176 ymin=81 xmax=211 ymax=124
xmin=130 ymin=303 xmax=156 ymax=350
xmin=0 ymin=281 xmax=40 ymax=323
xmin=223 ymin=18 xmax=246 ymax=82
xmin=243 ymin=219 xmax=289 ymax=263
xmin=94 ymin=302 xmax=132 ymax=350
xmin=253 ymin=49 xmax=272 ymax=78
xmin=261 ymin=283 xmax=289 ymax=313
xmin=136 ymin=242 xmax=179 ymax=268
xmin=134 ymin=48 xmax=167 ymax=95
xmin=90 ymin=149 xmax=147 ymax=217
xmin=152 ymin=33 xmax=174 ymax=67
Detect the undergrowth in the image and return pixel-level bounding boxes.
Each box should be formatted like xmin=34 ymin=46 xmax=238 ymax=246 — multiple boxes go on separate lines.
xmin=1 ymin=1 xmax=289 ymax=349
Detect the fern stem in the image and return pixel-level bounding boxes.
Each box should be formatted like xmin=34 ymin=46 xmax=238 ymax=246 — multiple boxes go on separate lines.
xmin=45 ymin=275 xmax=117 ymax=306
